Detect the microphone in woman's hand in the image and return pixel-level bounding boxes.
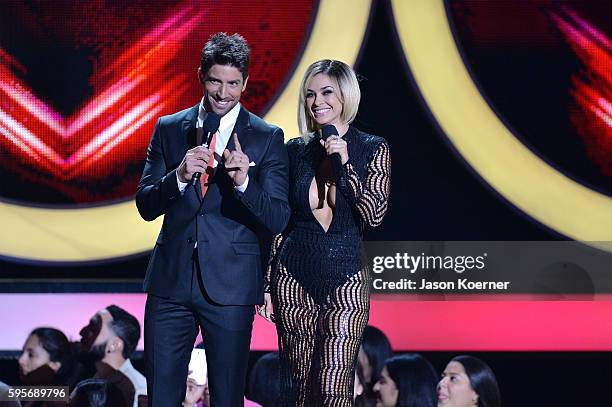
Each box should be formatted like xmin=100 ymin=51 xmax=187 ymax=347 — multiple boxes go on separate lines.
xmin=321 ymin=124 xmax=342 ymax=179
xmin=321 ymin=124 xmax=338 ymax=142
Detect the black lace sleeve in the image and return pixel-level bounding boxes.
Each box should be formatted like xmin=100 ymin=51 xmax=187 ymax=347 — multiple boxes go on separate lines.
xmin=265 ymin=233 xmax=286 ymax=293
xmin=338 ymin=140 xmax=391 ymax=228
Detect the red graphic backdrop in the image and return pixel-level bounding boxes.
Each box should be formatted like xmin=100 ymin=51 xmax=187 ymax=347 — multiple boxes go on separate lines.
xmin=450 ymin=0 xmax=611 ymax=191
xmin=0 ymin=0 xmax=315 ymax=204
xmin=552 ymin=8 xmax=612 ymax=178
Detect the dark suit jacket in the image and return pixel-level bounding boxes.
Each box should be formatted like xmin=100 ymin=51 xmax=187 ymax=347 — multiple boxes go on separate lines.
xmin=136 ymin=104 xmax=290 ymax=305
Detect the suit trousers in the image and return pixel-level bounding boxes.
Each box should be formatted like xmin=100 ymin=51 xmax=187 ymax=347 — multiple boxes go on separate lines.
xmin=145 ymin=250 xmax=254 ymax=406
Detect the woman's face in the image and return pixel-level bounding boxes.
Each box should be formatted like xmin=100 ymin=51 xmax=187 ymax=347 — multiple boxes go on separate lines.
xmin=373 ymin=366 xmax=398 ymax=407
xmin=18 ymin=335 xmax=59 ymax=375
xmin=437 ymin=361 xmax=478 ymax=407
xmin=354 ymin=369 xmax=364 ymax=400
xmin=305 ymin=73 xmax=344 ymax=128
xmin=358 ymin=346 xmax=373 ymax=384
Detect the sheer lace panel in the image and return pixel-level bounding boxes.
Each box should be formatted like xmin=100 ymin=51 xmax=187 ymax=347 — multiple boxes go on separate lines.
xmin=339 ymin=141 xmax=391 ymax=228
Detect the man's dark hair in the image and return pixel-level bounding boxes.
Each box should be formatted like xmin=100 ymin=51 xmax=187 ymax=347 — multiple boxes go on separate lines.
xmin=105 ymin=305 xmax=140 ymax=360
xmin=200 ymin=32 xmax=250 ymax=80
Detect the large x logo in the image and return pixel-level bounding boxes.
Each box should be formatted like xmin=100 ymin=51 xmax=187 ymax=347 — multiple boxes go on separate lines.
xmin=0 ymin=4 xmax=205 ymax=183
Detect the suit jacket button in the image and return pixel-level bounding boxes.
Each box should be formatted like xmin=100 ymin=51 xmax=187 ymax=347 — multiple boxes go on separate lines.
xmin=187 ymin=237 xmax=194 ymax=244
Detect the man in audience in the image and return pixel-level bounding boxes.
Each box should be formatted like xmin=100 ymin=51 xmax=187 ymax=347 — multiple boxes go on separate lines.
xmin=80 ymin=305 xmax=147 ymax=407
xmin=183 ymin=342 xmax=262 ymax=407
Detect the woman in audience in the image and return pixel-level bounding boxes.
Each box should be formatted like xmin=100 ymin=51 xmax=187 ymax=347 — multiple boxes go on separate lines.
xmin=354 ymin=360 xmax=371 ymax=407
xmin=358 ymin=326 xmax=392 ymax=404
xmin=437 ymin=355 xmax=500 ymax=407
xmin=373 ymin=354 xmax=438 ymax=407
xmin=19 ymin=327 xmax=75 ymax=387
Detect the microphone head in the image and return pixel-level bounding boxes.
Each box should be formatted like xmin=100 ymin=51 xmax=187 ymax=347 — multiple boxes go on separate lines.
xmin=203 ymin=112 xmax=221 ymax=134
xmin=321 ymin=124 xmax=338 ymax=141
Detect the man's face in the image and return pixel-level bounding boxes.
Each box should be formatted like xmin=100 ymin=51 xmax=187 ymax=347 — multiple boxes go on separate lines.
xmin=79 ymin=309 xmax=114 ymax=354
xmin=199 ymin=64 xmax=248 ymax=116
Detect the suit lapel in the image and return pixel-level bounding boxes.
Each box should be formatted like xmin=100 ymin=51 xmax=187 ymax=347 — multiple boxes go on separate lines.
xmin=216 ymin=106 xmax=251 ymax=185
xmin=206 ymin=107 xmax=254 ymax=204
xmin=182 ymin=105 xmax=199 ymax=150
xmin=224 ymin=106 xmax=250 ymax=155
xmin=181 ymin=105 xmax=202 ymax=200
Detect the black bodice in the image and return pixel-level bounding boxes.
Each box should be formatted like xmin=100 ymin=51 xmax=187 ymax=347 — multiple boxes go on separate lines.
xmin=273 ymin=126 xmax=391 ymax=302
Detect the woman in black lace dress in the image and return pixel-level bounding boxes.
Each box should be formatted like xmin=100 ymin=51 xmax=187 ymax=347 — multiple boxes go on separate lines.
xmin=259 ymin=59 xmax=391 ymax=406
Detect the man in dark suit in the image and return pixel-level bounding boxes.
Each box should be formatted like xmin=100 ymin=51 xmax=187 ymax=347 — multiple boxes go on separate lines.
xmin=136 ymin=32 xmax=290 ymax=406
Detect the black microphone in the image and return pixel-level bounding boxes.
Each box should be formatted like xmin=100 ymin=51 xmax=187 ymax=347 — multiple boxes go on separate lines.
xmin=192 ymin=112 xmax=221 ymax=186
xmin=321 ymin=124 xmax=343 ymax=179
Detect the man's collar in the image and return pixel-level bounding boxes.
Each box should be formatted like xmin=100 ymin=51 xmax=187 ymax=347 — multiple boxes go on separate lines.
xmin=119 ymin=358 xmax=134 ymax=373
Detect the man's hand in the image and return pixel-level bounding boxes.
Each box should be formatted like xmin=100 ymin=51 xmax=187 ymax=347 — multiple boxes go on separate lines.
xmin=256 ymin=293 xmax=275 ymax=323
xmin=223 ymin=134 xmax=249 ymax=187
xmin=177 ymin=145 xmax=213 ymax=183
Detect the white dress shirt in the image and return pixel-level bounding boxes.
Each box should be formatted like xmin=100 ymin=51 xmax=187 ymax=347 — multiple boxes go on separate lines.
xmin=176 ymin=99 xmax=248 ymax=192
xmin=119 ymin=359 xmax=147 ymax=407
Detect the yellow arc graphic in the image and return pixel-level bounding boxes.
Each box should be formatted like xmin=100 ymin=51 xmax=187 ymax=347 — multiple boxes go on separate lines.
xmin=390 ymin=0 xmax=612 ymax=249
xmin=0 ymin=0 xmax=373 ymax=262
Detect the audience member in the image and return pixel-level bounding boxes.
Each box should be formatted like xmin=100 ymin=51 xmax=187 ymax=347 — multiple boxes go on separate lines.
xmin=19 ymin=327 xmax=75 ymax=386
xmin=79 ymin=305 xmax=146 ymax=407
xmin=359 ymin=325 xmax=392 ymax=404
xmin=437 ymin=355 xmax=500 ymax=407
xmin=373 ymin=354 xmax=438 ymax=407
xmin=183 ymin=377 xmax=206 ymax=407
xmin=183 ymin=343 xmax=207 ymax=407
xmin=354 ymin=360 xmax=371 ymax=407
xmin=185 ymin=342 xmax=262 ymax=407
xmin=18 ymin=327 xmax=75 ymax=407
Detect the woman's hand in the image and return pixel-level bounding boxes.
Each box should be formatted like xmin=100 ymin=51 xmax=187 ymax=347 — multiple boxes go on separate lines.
xmin=256 ymin=293 xmax=275 ymax=323
xmin=320 ymin=135 xmax=349 ymax=165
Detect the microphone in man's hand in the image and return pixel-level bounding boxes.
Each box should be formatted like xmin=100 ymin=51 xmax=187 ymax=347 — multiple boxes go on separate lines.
xmin=321 ymin=124 xmax=342 ymax=179
xmin=192 ymin=112 xmax=221 ymax=186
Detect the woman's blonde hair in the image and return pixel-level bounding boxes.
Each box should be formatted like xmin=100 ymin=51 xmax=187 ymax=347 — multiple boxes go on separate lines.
xmin=297 ymin=59 xmax=361 ymax=141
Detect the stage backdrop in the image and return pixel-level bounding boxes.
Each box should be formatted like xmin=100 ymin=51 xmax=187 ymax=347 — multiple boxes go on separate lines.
xmin=0 ymin=0 xmax=611 ymax=352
